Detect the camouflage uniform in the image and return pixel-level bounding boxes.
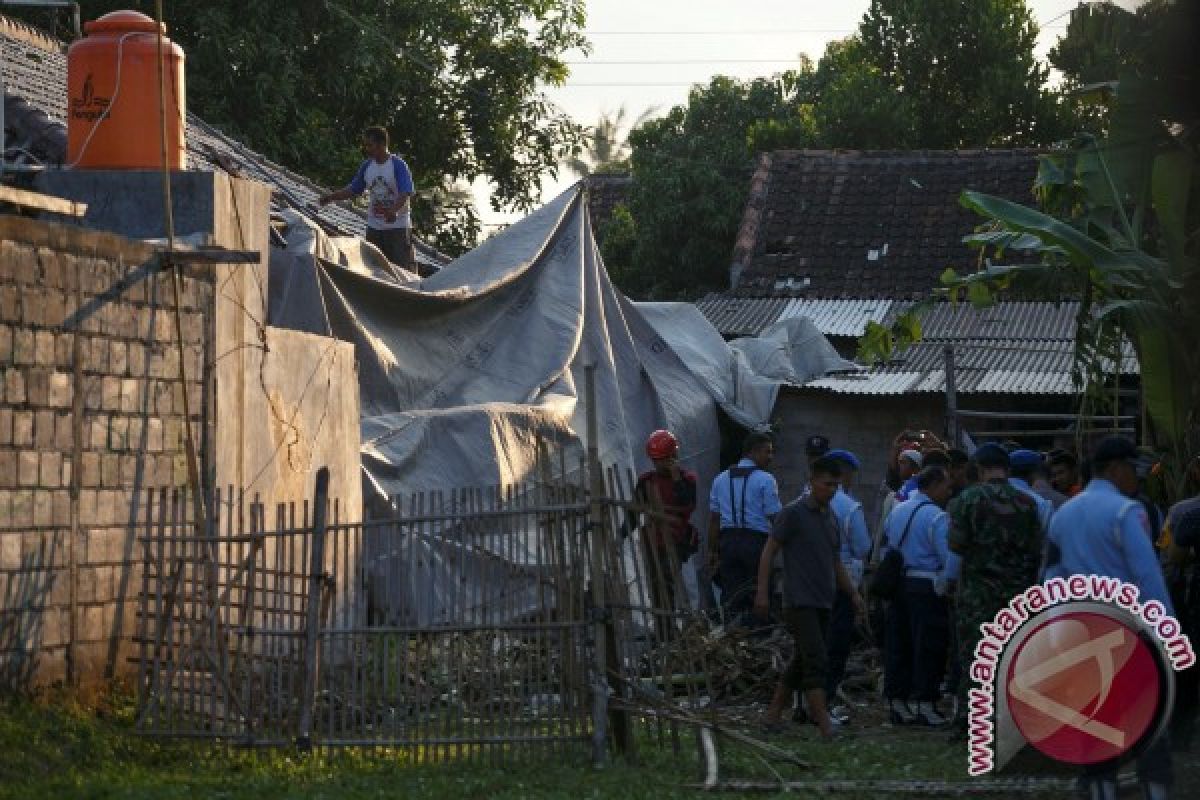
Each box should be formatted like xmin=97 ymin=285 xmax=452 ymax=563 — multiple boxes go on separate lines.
xmin=947 ymin=479 xmax=1042 ymax=706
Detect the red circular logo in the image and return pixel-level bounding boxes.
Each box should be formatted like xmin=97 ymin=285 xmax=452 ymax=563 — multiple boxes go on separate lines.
xmin=1005 ymin=611 xmax=1160 ymax=765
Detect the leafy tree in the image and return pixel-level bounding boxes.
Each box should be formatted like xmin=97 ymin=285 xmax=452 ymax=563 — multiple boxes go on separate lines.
xmin=1048 ymin=0 xmax=1180 ymax=134
xmin=37 ymin=1 xmax=588 ymax=254
xmin=564 ymin=106 xmax=657 ymax=178
xmin=810 ymin=39 xmax=916 ymax=150
xmin=622 ymin=76 xmax=805 ymax=299
xmin=857 ymin=0 xmax=1069 ymax=147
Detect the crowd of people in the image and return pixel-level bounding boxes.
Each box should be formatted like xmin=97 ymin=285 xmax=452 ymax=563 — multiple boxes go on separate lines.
xmin=629 ymin=426 xmax=1200 ymax=797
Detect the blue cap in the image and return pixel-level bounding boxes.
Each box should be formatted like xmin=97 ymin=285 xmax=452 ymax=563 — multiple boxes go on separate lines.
xmin=825 ymin=448 xmax=860 ymax=471
xmin=973 ymin=443 xmax=1010 ymax=468
xmin=1009 ymin=449 xmax=1043 ymax=469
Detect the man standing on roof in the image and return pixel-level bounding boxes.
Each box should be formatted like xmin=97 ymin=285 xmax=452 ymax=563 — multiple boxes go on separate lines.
xmin=707 ymin=431 xmax=782 ymax=622
xmin=318 ymin=126 xmax=417 ymax=271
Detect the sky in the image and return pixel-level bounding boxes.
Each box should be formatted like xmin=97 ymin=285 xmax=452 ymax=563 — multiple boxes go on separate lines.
xmin=474 ymin=0 xmax=1143 ymax=231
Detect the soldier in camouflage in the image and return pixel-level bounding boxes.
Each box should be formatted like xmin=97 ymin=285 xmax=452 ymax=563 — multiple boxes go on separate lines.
xmin=946 ymin=443 xmax=1042 ymax=726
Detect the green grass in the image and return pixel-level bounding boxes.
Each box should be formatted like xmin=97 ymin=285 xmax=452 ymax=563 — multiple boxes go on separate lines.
xmin=0 ymin=691 xmax=1195 ymax=799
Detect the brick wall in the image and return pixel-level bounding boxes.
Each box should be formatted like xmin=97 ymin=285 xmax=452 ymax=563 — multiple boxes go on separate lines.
xmin=0 ymin=217 xmax=211 ymax=690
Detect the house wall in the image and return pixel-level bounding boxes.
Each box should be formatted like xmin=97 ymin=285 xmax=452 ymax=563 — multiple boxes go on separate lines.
xmin=2 ymin=174 xmax=363 ymax=692
xmin=771 ymin=389 xmax=945 ymax=531
xmin=0 ymin=218 xmax=211 ymax=689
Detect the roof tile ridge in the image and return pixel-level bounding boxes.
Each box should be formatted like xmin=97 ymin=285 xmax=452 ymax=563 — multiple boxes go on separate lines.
xmin=730 ymin=151 xmax=774 ymax=288
xmin=0 ymin=14 xmax=65 ymax=54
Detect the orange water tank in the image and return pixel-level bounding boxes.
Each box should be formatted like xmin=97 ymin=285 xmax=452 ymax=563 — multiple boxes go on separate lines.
xmin=66 ymin=10 xmax=186 ymax=169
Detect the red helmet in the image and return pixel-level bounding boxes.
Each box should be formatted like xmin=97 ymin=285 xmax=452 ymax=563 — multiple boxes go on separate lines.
xmin=646 ymin=429 xmax=679 ymax=460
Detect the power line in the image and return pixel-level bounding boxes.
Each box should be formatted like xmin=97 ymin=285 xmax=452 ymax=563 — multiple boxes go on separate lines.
xmin=583 ymin=29 xmax=856 ymax=35
xmin=566 ymin=58 xmax=805 ymax=65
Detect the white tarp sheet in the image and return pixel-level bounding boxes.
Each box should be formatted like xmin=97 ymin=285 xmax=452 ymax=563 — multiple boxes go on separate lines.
xmin=271 ymin=187 xmax=722 ymax=623
xmin=268 ymin=185 xmax=857 ymax=625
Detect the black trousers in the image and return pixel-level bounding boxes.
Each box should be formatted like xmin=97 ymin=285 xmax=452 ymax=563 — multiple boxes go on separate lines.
xmin=366 ymin=226 xmax=417 ymax=270
xmin=824 ymin=588 xmax=855 ymax=697
xmin=905 ymin=579 xmax=949 ymax=703
xmin=717 ymin=529 xmax=767 ymax=620
xmin=884 ymin=591 xmax=912 ymax=701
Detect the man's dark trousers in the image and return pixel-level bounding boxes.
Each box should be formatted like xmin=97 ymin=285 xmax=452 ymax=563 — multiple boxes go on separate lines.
xmin=718 ymin=529 xmax=766 ymax=619
xmin=824 ymin=588 xmax=855 ymax=697
xmin=905 ymin=577 xmax=949 ymax=703
xmin=884 ymin=591 xmax=912 ymax=701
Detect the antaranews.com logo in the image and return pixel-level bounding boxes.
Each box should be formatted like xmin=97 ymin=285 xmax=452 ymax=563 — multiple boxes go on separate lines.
xmin=967 ymin=575 xmax=1196 ymax=776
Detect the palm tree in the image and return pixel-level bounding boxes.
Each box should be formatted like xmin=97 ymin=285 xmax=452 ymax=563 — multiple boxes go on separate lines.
xmin=564 ymin=105 xmax=657 ymax=178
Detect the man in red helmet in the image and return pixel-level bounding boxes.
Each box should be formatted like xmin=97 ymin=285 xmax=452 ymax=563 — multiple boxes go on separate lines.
xmin=633 ymin=429 xmax=699 ymax=636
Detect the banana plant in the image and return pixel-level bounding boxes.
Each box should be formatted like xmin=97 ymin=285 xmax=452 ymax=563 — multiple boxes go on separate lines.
xmin=858 ymin=2 xmax=1199 ymax=499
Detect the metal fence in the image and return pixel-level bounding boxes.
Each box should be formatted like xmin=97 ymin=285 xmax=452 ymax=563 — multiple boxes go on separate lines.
xmin=134 ymin=458 xmax=710 ymax=761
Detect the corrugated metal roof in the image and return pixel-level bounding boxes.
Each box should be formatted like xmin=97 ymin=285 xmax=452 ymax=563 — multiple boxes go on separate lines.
xmin=778 ymin=298 xmax=893 ymax=337
xmin=905 ymin=301 xmax=1081 ymax=340
xmin=694 ymin=294 xmax=790 ymax=337
xmin=697 ymin=294 xmax=893 ymax=338
xmin=794 ymin=301 xmax=1138 ymax=396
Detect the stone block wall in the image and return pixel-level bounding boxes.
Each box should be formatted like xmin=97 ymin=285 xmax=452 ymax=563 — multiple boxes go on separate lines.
xmin=0 ymin=217 xmax=211 ymax=689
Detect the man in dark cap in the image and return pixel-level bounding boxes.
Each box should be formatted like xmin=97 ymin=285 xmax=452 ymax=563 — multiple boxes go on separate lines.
xmin=806 ymin=434 xmax=831 ymax=468
xmin=947 ymin=444 xmax=1042 ymax=729
xmin=1044 ymin=436 xmax=1174 ymax=800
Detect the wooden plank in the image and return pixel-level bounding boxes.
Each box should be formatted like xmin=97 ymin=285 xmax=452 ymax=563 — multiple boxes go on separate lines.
xmin=163 ymin=248 xmax=261 ymax=265
xmin=0 ymin=184 xmax=88 ymax=217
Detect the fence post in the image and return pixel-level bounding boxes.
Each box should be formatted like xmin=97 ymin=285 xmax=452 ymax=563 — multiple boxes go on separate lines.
xmin=585 ymin=366 xmax=609 ymax=766
xmin=943 ymin=345 xmax=959 ymax=448
xmin=297 ymin=467 xmax=330 ymax=750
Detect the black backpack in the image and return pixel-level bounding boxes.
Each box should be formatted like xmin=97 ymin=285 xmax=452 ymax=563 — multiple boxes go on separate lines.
xmin=869 ymin=501 xmax=933 ymax=599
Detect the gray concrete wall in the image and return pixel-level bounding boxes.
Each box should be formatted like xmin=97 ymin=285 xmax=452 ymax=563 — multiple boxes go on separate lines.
xmin=772 ymin=389 xmax=946 ymax=532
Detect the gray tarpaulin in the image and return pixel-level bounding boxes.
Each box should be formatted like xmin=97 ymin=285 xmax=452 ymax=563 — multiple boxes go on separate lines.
xmin=268 ymin=184 xmax=855 ymax=624
xmin=270 ymin=187 xmax=722 ymax=623
xmin=634 ymin=303 xmax=859 ymax=428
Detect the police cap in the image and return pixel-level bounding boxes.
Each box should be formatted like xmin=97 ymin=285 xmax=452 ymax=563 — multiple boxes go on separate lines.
xmin=1091 ymin=436 xmax=1138 ymax=469
xmin=1008 ymin=449 xmax=1043 ymax=469
xmin=973 ymin=443 xmax=1010 ymax=468
xmin=825 ymin=449 xmax=860 ymax=471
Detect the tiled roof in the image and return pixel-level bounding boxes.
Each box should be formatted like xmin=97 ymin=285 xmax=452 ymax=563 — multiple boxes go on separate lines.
xmin=0 ymin=16 xmax=448 ymax=269
xmin=696 ymin=293 xmax=893 ymax=338
xmin=584 ymin=173 xmax=631 ymax=242
xmin=801 ymin=301 xmax=1138 ymax=396
xmin=731 ymin=149 xmax=1041 ymax=300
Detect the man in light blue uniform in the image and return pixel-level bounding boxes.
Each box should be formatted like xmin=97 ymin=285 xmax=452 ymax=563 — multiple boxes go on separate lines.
xmin=823 ymin=449 xmax=871 ymax=705
xmin=707 ymin=431 xmax=782 ymax=620
xmin=1008 ymin=449 xmax=1054 ymax=532
xmin=881 ymin=466 xmax=959 ymax=726
xmin=1044 ymin=436 xmax=1172 ymax=800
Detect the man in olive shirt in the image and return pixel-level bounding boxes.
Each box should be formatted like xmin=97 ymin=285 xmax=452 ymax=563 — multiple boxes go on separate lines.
xmin=755 ymin=456 xmax=865 ymax=738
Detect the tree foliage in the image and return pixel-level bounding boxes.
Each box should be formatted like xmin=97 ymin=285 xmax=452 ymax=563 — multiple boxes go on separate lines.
xmin=39 ymin=1 xmax=589 ymax=256
xmin=617 ymin=76 xmax=799 ymax=299
xmin=611 ymin=0 xmax=1070 ymax=299
xmin=564 ymin=106 xmax=656 ymax=178
xmin=857 ymin=0 xmax=1069 ymax=147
